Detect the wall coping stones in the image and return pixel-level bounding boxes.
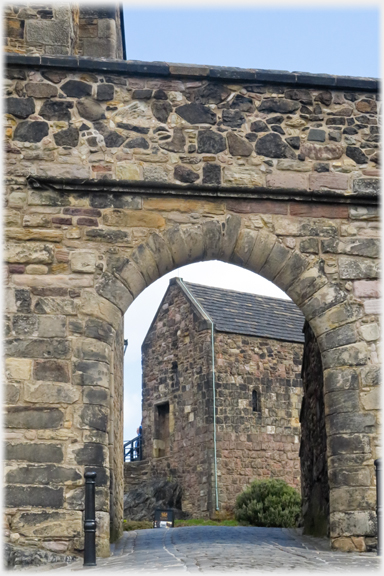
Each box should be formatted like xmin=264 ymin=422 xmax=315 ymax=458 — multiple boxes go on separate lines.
xmin=27 ymin=176 xmax=379 ymax=206
xmin=5 ymin=54 xmax=379 ymax=91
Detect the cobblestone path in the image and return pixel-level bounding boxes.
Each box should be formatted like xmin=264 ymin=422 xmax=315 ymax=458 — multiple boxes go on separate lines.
xmin=48 ymin=526 xmax=380 ymax=573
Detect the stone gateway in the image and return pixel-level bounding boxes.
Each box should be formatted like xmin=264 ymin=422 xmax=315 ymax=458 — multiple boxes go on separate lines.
xmin=3 ymin=2 xmax=380 ymax=565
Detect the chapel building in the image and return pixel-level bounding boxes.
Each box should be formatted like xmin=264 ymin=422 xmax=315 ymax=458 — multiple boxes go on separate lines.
xmin=140 ymin=278 xmax=306 ymax=517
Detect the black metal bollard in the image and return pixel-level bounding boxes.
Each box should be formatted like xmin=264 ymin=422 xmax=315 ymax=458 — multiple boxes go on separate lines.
xmin=84 ymin=471 xmax=97 ymax=566
xmin=374 ymin=458 xmax=381 ymax=556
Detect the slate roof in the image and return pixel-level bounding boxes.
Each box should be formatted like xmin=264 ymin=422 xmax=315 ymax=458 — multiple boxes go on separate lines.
xmin=183 ymin=281 xmax=305 ymax=344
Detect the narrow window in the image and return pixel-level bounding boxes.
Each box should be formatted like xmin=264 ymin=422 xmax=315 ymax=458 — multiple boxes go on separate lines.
xmin=155 ymin=402 xmax=170 ymax=457
xmin=252 ymin=390 xmax=259 ymax=413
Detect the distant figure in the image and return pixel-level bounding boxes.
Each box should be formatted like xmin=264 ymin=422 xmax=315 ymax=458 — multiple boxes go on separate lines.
xmin=135 ymin=424 xmax=143 ymax=460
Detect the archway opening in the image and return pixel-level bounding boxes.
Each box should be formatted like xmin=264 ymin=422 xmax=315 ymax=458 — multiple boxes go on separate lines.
xmin=120 ymin=260 xmax=329 ymax=536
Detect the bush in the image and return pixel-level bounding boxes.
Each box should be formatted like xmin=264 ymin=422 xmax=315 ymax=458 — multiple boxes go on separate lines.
xmin=235 ymin=478 xmax=301 ymax=528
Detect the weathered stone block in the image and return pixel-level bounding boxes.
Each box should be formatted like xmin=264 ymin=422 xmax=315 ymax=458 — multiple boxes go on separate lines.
xmin=6 ymin=464 xmax=82 ymax=486
xmin=5 ymin=242 xmax=54 ymax=264
xmin=5 ymin=338 xmax=70 ymax=359
xmin=5 ymin=443 xmax=63 ymax=463
xmin=33 ymin=359 xmax=70 ymax=383
xmin=14 ymin=275 xmax=92 ymax=288
xmin=231 ymin=229 xmax=258 ymax=267
xmin=24 ymin=383 xmax=80 ymax=404
xmin=324 ymin=368 xmax=359 ymax=394
xmin=274 ymin=251 xmax=309 ymax=292
xmin=352 ymin=178 xmax=380 ymax=197
xmin=330 ymin=511 xmax=377 ymax=537
xmin=322 ymin=341 xmax=368 ymax=370
xmin=102 ymin=209 xmax=165 ymax=229
xmin=309 ymin=172 xmax=349 ymax=190
xmin=11 ymin=511 xmax=82 ymax=538
xmin=359 ymin=323 xmax=379 ymax=342
xmin=311 ymin=302 xmax=364 ymax=336
xmin=6 ymin=407 xmax=64 ymax=429
xmin=176 ymin=103 xmax=216 ymax=125
xmin=360 ymin=387 xmax=380 ymax=411
xmin=73 ymin=360 xmax=110 ymax=388
xmin=5 ymin=384 xmax=20 ymax=404
xmin=330 ymin=487 xmax=376 ymax=513
xmin=5 ymin=358 xmax=33 ymax=381
xmin=197 ymin=130 xmax=226 ymax=154
xmin=328 ymin=466 xmax=372 ymax=488
xmin=322 ymin=238 xmax=379 ymax=258
xmin=256 ymin=133 xmax=296 ymax=159
xmin=53 ymin=126 xmax=79 ymax=148
xmin=84 ymin=318 xmax=114 ymax=345
xmin=6 ymin=97 xmax=35 ymax=119
xmin=25 ymin=83 xmax=58 ymax=99
xmin=80 ymin=289 xmax=121 ymax=331
xmin=79 ymin=405 xmax=109 ymax=433
xmin=61 ymin=80 xmax=92 ymax=98
xmin=95 ymin=272 xmax=133 ymax=313
xmin=163 ymin=226 xmax=188 ymax=268
xmin=33 ymin=297 xmax=76 ymax=316
xmin=70 ymin=251 xmax=96 ymax=274
xmin=259 ymin=241 xmax=292 ymax=282
xmin=83 ymin=386 xmax=109 ymax=406
xmin=38 ymin=315 xmax=67 ymax=338
xmin=339 ymin=257 xmax=379 ymax=280
xmin=363 ymin=299 xmax=381 ymax=315
xmin=353 ymin=280 xmax=380 ymax=298
xmin=85 ymin=228 xmax=131 ymax=244
xmin=39 ymin=100 xmax=73 ymax=121
xmin=74 ymin=337 xmax=111 ymax=365
xmin=317 ymin=323 xmax=358 ymax=352
xmin=74 ymin=443 xmax=106 ymax=465
xmin=324 ymin=389 xmax=360 ymax=416
xmin=227 ymin=132 xmax=253 ymax=156
xmin=5 ymin=485 xmax=64 ymax=509
xmin=77 ymin=98 xmax=105 ymax=121
xmin=327 ymin=412 xmax=376 ymax=436
xmin=302 ymin=285 xmax=346 ymax=321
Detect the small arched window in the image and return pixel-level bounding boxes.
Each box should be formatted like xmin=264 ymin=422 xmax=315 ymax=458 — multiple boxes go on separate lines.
xmin=252 ymin=389 xmax=260 ymax=413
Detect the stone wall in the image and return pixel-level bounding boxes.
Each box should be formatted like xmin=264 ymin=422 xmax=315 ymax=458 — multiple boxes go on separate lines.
xmin=3 ymin=51 xmax=380 ymax=556
xmin=300 ymin=321 xmax=329 ymax=538
xmin=215 ymin=332 xmax=303 ymax=511
xmin=4 ymin=3 xmax=123 ymax=59
xmin=141 ymin=281 xmax=214 ymax=517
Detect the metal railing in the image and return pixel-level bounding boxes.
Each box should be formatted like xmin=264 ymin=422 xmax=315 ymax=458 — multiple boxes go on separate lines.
xmin=124 ymin=435 xmax=142 ymax=462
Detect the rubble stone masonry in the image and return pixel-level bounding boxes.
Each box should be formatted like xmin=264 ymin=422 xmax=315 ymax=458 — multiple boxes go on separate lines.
xmin=3 ymin=2 xmax=381 ymax=560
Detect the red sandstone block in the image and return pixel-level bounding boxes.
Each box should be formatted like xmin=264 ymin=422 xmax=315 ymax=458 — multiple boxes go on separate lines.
xmin=289 ymin=203 xmax=348 ymax=219
xmin=266 ymin=172 xmax=309 ymax=189
xmin=9 ymin=264 xmax=25 ymax=274
xmin=51 ymin=216 xmax=72 ymax=225
xmin=309 ymin=172 xmax=349 ymax=191
xmin=92 ymin=165 xmax=112 ymax=172
xmin=226 ymin=199 xmax=288 ymax=214
xmin=63 ymin=207 xmax=102 ymax=217
xmin=353 ymin=280 xmax=380 ymax=298
xmin=77 ymin=217 xmax=99 ymax=227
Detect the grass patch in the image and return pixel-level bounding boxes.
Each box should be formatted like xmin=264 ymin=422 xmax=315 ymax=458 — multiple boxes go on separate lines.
xmin=175 ymin=518 xmax=239 ymax=527
xmin=123 ymin=518 xmax=240 ymax=531
xmin=123 ymin=520 xmax=153 ymax=531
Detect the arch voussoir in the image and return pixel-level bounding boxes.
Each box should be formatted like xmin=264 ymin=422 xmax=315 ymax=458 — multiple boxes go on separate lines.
xmin=95 ymin=272 xmax=133 ymax=314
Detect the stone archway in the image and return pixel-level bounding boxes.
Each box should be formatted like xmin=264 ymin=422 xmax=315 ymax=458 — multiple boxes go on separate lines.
xmin=73 ymin=208 xmax=377 ymax=553
xmin=5 ymin=190 xmax=379 ymax=557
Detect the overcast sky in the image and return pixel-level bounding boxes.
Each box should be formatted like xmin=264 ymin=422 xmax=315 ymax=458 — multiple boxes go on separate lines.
xmin=122 ymin=4 xmax=380 ymax=440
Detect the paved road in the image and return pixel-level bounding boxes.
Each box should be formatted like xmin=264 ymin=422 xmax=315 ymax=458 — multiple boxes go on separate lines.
xmin=46 ymin=526 xmax=380 ymax=573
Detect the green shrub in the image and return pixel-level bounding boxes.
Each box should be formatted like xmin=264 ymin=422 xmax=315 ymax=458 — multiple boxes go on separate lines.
xmin=235 ymin=478 xmax=301 ymax=528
